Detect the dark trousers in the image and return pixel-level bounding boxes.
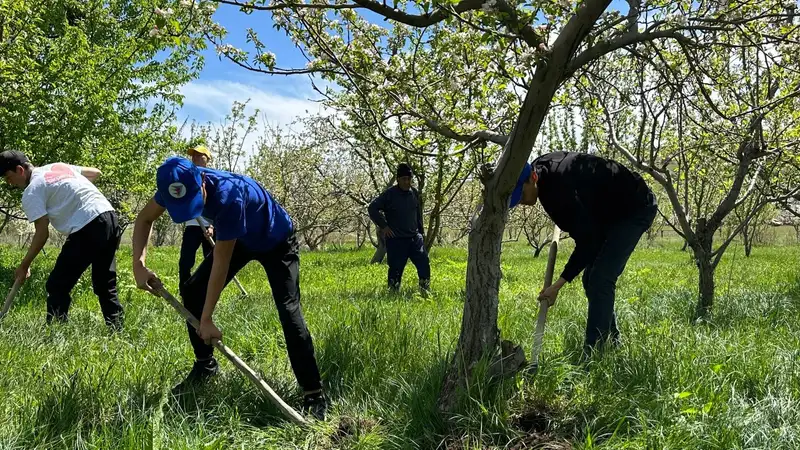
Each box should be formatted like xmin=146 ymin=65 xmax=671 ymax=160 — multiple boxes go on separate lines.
xmin=179 ymin=226 xmax=213 ymax=287
xmin=582 ymin=203 xmax=657 ymax=352
xmin=386 ymin=234 xmax=431 ymax=290
xmin=46 ymin=211 xmax=124 ymax=325
xmin=181 ymin=234 xmax=322 ymax=392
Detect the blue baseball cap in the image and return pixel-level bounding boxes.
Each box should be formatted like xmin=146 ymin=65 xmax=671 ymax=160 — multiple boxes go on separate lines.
xmin=509 ymin=162 xmax=532 ymax=208
xmin=156 ymin=157 xmax=204 ymax=223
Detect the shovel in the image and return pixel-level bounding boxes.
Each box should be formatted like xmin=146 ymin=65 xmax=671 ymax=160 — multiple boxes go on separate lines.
xmin=529 ymin=225 xmax=561 ymax=373
xmin=156 ymin=285 xmax=307 ymax=425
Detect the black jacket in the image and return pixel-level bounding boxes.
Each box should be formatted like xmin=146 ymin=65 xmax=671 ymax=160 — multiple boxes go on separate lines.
xmin=534 ymin=152 xmax=654 ymax=282
xmin=368 ymin=185 xmax=424 ymax=239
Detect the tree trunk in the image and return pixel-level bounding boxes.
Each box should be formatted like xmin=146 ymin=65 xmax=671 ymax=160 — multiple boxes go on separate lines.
xmin=743 ymin=225 xmax=753 ymax=257
xmin=438 ymin=202 xmax=525 ymax=412
xmin=533 ymin=246 xmax=543 ymax=257
xmin=370 ymin=229 xmax=386 ymax=264
xmin=696 ymin=253 xmax=715 ymax=320
xmin=693 ymin=222 xmax=715 ymax=320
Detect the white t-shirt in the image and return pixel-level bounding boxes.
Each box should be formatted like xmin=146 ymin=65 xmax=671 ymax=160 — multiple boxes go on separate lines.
xmin=184 ymin=216 xmax=211 ymax=228
xmin=21 ymin=163 xmax=114 ymax=235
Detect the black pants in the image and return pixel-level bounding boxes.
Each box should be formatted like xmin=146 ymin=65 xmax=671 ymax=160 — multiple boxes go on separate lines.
xmin=181 ymin=234 xmax=322 ymax=392
xmin=179 ymin=226 xmax=213 ymax=288
xmin=46 ymin=211 xmax=124 ymax=325
xmin=386 ymin=234 xmax=431 ymax=289
xmin=582 ymin=203 xmax=657 ymax=352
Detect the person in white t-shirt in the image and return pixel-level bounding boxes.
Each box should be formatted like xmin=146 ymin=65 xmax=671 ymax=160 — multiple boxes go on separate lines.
xmin=0 ymin=151 xmax=124 ymax=328
xmin=178 ymin=145 xmax=215 ymax=291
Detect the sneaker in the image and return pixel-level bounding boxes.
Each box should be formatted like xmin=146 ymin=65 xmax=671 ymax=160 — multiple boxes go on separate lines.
xmin=172 ymin=358 xmax=219 ymax=394
xmin=302 ymin=391 xmax=328 ymax=421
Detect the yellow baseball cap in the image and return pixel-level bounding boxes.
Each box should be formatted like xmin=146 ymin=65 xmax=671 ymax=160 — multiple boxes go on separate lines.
xmin=187 ymin=145 xmax=212 ymax=160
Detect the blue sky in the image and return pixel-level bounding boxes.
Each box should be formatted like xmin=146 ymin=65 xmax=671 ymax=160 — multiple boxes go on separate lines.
xmin=177 ymin=4 xmax=326 ymax=130
xmin=179 ymin=0 xmax=631 ymax=133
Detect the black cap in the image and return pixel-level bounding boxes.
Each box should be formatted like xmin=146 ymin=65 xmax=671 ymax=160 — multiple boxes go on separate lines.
xmin=0 ymin=151 xmax=30 ymax=174
xmin=397 ymin=163 xmax=413 ymax=178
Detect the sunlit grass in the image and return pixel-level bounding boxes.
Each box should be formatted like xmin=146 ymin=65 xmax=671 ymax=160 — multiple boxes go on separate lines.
xmin=0 ymin=239 xmax=797 ymax=448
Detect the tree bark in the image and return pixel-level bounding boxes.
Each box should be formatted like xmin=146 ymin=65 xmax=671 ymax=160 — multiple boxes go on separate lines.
xmin=696 ymin=252 xmax=715 ymax=320
xmin=742 ymin=222 xmax=753 ymax=257
xmin=370 ymin=228 xmax=386 ymax=264
xmin=693 ymin=220 xmax=715 ymax=320
xmin=533 ymin=246 xmax=543 ymax=258
xmin=438 ymin=198 xmax=525 ymax=412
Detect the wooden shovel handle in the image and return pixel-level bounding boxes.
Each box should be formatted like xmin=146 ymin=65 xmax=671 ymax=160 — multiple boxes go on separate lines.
xmin=156 ymin=286 xmax=307 ymax=425
xmin=532 ymin=226 xmax=561 ymax=366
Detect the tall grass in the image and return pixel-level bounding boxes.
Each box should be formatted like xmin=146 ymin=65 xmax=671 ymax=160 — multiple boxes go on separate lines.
xmin=0 ymin=240 xmax=796 ymax=449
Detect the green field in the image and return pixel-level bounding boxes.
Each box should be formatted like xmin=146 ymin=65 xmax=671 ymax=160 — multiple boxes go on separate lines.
xmin=0 ymin=240 xmax=798 ymax=449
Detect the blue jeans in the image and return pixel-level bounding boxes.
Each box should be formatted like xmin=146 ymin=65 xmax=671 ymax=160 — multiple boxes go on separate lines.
xmin=386 ymin=234 xmax=431 ymax=290
xmin=582 ymin=203 xmax=657 ymax=352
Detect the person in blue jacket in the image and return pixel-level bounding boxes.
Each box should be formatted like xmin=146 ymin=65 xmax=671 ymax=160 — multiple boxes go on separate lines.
xmin=131 ymin=157 xmax=327 ymax=419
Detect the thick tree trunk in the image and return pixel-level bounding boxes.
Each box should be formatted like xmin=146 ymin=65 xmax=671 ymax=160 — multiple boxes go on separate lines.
xmin=438 ymin=201 xmax=525 ymax=412
xmin=533 ymin=246 xmax=543 ymax=258
xmin=693 ymin=221 xmax=715 ymax=320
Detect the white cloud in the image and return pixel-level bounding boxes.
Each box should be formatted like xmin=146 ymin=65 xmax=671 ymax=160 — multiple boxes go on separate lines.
xmin=176 ymin=80 xmax=332 ymax=167
xmin=179 ymin=79 xmax=326 ymax=126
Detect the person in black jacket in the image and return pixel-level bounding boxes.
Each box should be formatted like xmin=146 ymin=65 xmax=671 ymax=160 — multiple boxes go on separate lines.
xmin=510 ymin=151 xmax=657 ymax=354
xmin=368 ymin=163 xmax=431 ymax=293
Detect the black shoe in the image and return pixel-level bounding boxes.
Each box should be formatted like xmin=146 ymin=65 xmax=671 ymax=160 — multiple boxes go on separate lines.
xmin=419 ymin=279 xmax=431 ymax=295
xmin=388 ymin=280 xmax=401 ymax=292
xmin=105 ymin=315 xmax=124 ymax=332
xmin=172 ymin=358 xmax=219 ymax=393
xmin=302 ymin=391 xmax=327 ymax=421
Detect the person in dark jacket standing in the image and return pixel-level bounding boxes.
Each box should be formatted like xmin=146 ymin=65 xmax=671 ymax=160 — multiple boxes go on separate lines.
xmin=368 ymin=163 xmax=431 ymax=293
xmin=510 ymin=151 xmax=657 ymax=354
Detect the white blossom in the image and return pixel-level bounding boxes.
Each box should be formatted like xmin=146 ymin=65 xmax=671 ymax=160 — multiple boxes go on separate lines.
xmin=783 ymin=0 xmax=796 ymax=9
xmin=180 ymin=0 xmax=193 ymax=7
xmin=482 ymin=0 xmax=498 ymax=13
xmin=519 ymin=48 xmax=536 ymax=64
xmin=204 ymin=2 xmax=217 ymax=13
xmin=667 ymin=13 xmax=687 ymax=26
xmin=155 ymin=7 xmax=173 ymax=17
xmin=149 ymin=26 xmax=161 ymax=37
xmin=216 ymin=43 xmax=237 ymax=55
xmin=449 ymin=78 xmax=461 ymax=91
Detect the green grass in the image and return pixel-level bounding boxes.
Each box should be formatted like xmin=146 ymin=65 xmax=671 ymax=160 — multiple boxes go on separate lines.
xmin=0 ymin=239 xmax=798 ymax=449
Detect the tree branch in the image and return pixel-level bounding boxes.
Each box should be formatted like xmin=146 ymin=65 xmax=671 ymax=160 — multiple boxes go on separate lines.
xmin=215 ymin=0 xmax=361 ymax=10
xmin=349 ymin=0 xmax=484 ymax=27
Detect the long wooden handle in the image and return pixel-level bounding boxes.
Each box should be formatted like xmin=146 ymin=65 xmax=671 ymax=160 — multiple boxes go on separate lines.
xmin=196 ymin=219 xmax=248 ymax=297
xmin=0 ymin=279 xmax=23 ymax=320
xmin=532 ymin=225 xmax=561 ymax=367
xmin=156 ymin=286 xmax=307 ymax=425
